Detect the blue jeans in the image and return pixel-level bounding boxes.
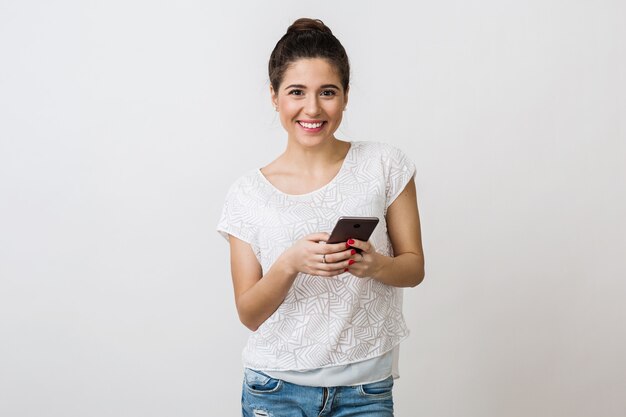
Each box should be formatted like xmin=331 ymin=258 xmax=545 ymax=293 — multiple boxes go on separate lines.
xmin=242 ymin=368 xmax=394 ymax=416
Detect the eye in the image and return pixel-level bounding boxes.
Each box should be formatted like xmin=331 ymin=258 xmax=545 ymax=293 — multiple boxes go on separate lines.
xmin=288 ymin=89 xmax=304 ymax=96
xmin=321 ymin=90 xmax=337 ymax=97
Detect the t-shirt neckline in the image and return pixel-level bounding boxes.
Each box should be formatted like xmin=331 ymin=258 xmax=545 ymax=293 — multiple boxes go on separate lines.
xmin=256 ymin=141 xmax=356 ymax=198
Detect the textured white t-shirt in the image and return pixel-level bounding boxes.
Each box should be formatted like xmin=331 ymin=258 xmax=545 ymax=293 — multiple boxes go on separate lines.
xmin=217 ymin=141 xmax=416 ymax=373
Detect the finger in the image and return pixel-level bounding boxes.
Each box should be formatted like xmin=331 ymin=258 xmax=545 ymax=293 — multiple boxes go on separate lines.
xmin=316 ymin=267 xmax=345 ymax=277
xmin=323 ymin=248 xmax=357 ymax=264
xmin=306 ymin=232 xmax=331 ymax=243
xmin=318 ymin=257 xmax=353 ymax=274
xmin=320 ymin=241 xmax=352 ymax=254
xmin=346 ymin=238 xmax=371 ymax=253
xmin=318 ymin=262 xmax=344 ymax=273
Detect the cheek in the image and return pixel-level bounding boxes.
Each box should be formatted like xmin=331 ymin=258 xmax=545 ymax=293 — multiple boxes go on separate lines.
xmin=328 ymin=101 xmax=345 ymax=117
xmin=329 ymin=106 xmax=344 ymax=124
xmin=279 ymin=101 xmax=299 ymax=120
xmin=279 ymin=111 xmax=297 ymax=128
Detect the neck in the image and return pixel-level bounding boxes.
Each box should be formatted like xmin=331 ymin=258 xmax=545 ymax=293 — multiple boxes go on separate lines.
xmin=282 ymin=138 xmax=349 ymax=172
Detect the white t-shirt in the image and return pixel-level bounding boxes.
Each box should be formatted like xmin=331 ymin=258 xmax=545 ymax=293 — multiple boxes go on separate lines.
xmin=217 ymin=141 xmax=416 ymax=373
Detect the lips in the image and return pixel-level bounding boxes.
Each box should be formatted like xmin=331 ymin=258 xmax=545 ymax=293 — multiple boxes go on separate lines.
xmin=297 ymin=120 xmax=326 ymax=130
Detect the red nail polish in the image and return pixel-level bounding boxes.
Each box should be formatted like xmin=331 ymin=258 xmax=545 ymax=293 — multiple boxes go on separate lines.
xmin=350 ymin=249 xmax=356 ymax=255
xmin=345 ymin=242 xmax=350 ymax=248
xmin=348 ymin=259 xmax=355 ymax=265
xmin=344 ymin=268 xmax=349 ymax=272
xmin=347 ymin=239 xmax=355 ymax=245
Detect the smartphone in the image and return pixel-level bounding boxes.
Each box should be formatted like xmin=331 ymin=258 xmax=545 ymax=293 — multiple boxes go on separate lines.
xmin=327 ymin=216 xmax=379 ymax=252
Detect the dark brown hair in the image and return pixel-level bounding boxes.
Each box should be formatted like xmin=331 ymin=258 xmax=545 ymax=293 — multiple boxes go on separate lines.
xmin=269 ymin=18 xmax=350 ymax=92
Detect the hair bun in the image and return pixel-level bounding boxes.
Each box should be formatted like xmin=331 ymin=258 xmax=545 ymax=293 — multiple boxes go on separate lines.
xmin=287 ymin=18 xmax=333 ymax=35
xmin=269 ymin=17 xmax=349 ymax=92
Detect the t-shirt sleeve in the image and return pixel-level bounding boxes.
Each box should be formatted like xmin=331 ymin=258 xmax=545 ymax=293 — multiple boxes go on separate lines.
xmin=216 ymin=178 xmax=257 ymax=245
xmin=384 ymin=145 xmax=416 ymax=209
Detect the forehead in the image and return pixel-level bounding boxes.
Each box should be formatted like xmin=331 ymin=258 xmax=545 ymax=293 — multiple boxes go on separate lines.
xmin=281 ymin=58 xmax=342 ymax=88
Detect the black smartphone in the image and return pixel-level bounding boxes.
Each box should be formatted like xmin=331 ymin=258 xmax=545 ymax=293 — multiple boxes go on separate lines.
xmin=327 ymin=216 xmax=379 ymax=252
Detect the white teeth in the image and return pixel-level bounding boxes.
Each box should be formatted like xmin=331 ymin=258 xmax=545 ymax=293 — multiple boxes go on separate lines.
xmin=299 ymin=121 xmax=324 ymax=129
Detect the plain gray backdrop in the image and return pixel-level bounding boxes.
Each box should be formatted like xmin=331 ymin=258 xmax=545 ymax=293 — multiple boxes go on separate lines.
xmin=1 ymin=0 xmax=625 ymax=416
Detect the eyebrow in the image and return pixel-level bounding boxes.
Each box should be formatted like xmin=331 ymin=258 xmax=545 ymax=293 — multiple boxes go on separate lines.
xmin=283 ymin=84 xmax=341 ymax=90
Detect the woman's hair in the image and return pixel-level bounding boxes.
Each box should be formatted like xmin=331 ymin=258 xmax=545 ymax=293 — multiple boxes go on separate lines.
xmin=269 ymin=18 xmax=350 ymax=92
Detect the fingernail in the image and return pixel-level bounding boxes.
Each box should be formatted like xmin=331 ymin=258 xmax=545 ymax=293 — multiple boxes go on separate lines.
xmin=348 ymin=259 xmax=355 ymax=265
xmin=350 ymin=249 xmax=356 ymax=255
xmin=344 ymin=268 xmax=349 ymax=272
xmin=345 ymin=242 xmax=350 ymax=248
xmin=347 ymin=239 xmax=355 ymax=245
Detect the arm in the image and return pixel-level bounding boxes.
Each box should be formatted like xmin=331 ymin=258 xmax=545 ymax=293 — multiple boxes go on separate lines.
xmin=347 ymin=178 xmax=425 ymax=287
xmin=229 ymin=233 xmax=355 ymax=331
xmin=228 ymin=236 xmax=294 ymax=331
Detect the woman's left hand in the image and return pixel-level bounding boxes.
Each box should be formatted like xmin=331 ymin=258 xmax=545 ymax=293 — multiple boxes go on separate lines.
xmin=344 ymin=239 xmax=390 ymax=279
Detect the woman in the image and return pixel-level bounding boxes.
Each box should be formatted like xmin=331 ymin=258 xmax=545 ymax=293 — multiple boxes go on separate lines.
xmin=218 ymin=17 xmax=425 ymax=416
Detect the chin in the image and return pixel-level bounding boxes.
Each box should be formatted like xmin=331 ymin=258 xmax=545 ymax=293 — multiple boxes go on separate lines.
xmin=304 ymin=139 xmax=333 ymax=149
xmin=294 ymin=133 xmax=335 ymax=147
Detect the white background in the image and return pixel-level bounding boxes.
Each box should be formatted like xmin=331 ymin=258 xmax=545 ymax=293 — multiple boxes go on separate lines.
xmin=1 ymin=1 xmax=625 ymax=416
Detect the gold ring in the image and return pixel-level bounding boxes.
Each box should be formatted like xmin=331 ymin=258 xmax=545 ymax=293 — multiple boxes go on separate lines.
xmin=322 ymin=254 xmax=327 ymax=264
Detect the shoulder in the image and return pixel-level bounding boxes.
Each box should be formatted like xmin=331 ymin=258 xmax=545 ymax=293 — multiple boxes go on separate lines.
xmin=351 ymin=140 xmax=412 ymax=163
xmin=224 ymin=169 xmax=263 ymax=195
xmin=218 ymin=170 xmax=265 ymax=243
xmin=220 ymin=169 xmax=270 ymax=209
xmin=218 ymin=170 xmax=265 ymax=223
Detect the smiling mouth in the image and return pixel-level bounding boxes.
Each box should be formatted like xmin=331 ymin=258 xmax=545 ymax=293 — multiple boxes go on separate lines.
xmin=297 ymin=121 xmax=325 ymax=129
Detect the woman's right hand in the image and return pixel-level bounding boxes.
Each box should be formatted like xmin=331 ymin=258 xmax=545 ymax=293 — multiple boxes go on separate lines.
xmin=279 ymin=232 xmax=357 ymax=277
xmin=229 ymin=232 xmax=357 ymax=331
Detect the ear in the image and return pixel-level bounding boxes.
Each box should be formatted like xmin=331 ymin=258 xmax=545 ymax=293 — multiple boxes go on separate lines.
xmin=270 ymin=85 xmax=278 ymax=109
xmin=343 ymin=86 xmax=349 ymax=110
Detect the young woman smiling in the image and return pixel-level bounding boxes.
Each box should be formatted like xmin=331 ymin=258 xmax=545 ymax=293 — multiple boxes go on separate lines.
xmin=218 ymin=18 xmax=425 ymax=416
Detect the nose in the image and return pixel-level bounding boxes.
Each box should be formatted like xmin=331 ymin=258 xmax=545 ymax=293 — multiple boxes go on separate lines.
xmin=304 ymin=94 xmax=321 ymax=117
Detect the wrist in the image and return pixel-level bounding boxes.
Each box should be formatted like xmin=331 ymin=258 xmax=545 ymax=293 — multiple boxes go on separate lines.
xmin=275 ymin=251 xmax=298 ymax=277
xmin=371 ymin=253 xmax=393 ymax=280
